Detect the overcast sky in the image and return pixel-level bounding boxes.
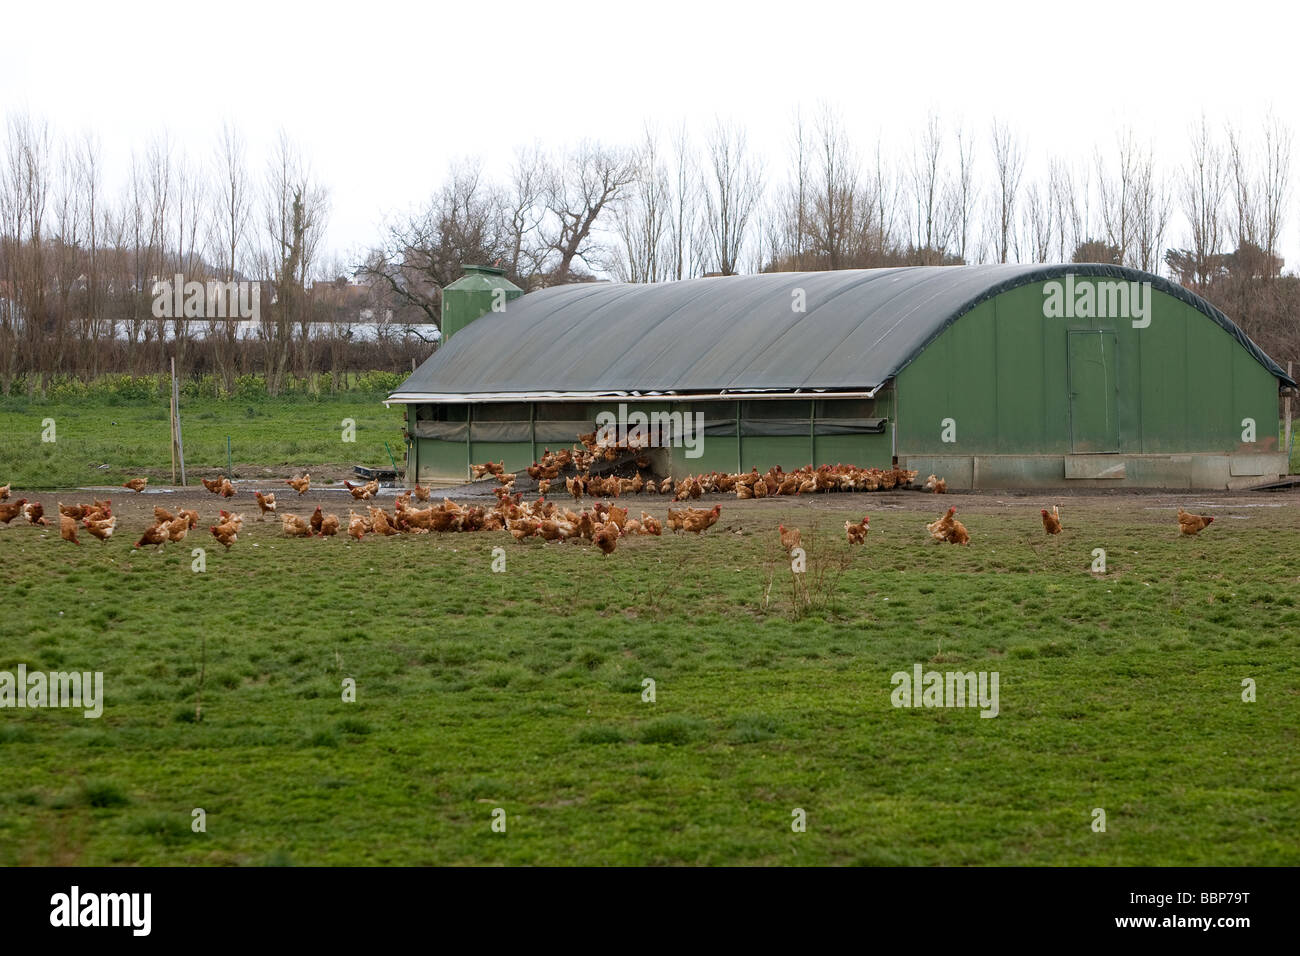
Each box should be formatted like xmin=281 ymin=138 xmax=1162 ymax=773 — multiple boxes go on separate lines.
xmin=4 ymin=0 xmax=1297 ymax=273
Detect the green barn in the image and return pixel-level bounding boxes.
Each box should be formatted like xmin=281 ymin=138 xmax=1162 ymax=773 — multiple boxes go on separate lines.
xmin=386 ymin=264 xmax=1296 ymax=489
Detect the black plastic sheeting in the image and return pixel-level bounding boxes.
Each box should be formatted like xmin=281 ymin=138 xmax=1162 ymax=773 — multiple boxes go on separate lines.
xmin=390 ymin=265 xmax=1297 ymax=399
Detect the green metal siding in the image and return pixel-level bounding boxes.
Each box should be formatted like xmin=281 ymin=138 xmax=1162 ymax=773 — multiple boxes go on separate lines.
xmin=897 ymin=280 xmax=1280 ymax=457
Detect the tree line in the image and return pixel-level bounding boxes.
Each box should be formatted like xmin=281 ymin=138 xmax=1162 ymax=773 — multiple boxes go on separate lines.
xmin=2 ymin=107 xmax=1297 ymax=397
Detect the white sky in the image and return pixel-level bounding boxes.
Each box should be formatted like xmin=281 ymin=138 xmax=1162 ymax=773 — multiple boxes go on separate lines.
xmin=4 ymin=0 xmax=1298 ymax=272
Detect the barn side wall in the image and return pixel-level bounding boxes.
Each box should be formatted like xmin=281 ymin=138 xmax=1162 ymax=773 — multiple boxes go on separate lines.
xmin=406 ymin=394 xmax=897 ymax=484
xmin=894 ymin=281 xmax=1285 ymax=488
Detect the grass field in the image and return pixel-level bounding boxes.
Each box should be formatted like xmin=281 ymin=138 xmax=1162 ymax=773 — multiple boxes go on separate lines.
xmin=0 ymin=392 xmax=404 ymax=489
xmin=0 ymin=471 xmax=1297 ymax=865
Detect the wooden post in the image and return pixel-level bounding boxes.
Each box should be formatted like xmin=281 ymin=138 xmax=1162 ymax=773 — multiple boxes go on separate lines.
xmin=169 ymin=361 xmax=177 ymax=484
xmin=172 ymin=358 xmax=187 ymax=486
xmin=1286 ymin=360 xmax=1293 ymax=473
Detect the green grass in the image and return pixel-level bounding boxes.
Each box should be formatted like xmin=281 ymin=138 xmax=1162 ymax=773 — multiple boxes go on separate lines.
xmin=0 ymin=489 xmax=1296 ymax=865
xmin=0 ymin=392 xmax=403 ymax=488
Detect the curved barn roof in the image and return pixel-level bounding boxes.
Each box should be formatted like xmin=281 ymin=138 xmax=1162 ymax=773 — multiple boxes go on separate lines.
xmin=388 ymin=264 xmax=1296 ymax=401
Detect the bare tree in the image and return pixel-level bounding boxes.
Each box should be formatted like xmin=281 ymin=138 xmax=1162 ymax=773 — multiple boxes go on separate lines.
xmin=700 ymin=119 xmax=763 ymax=275
xmin=541 ymin=140 xmax=636 ymax=283
xmin=614 ymin=126 xmax=671 ymax=283
xmin=989 ymin=118 xmax=1024 ymax=263
xmin=1175 ymin=116 xmax=1227 ymax=290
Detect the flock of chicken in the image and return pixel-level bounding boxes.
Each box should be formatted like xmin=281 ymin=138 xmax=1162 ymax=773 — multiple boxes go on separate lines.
xmin=0 ymin=468 xmax=1223 ymax=559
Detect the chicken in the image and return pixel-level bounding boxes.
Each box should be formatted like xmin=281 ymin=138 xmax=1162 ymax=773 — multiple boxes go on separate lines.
xmin=201 ymin=477 xmax=225 ymax=495
xmin=219 ymin=478 xmax=236 ymax=498
xmin=0 ymin=499 xmax=28 ymax=524
xmin=413 ymin=483 xmax=431 ymax=502
xmin=347 ymin=510 xmax=366 ymax=541
xmin=254 ymin=491 xmax=277 ymax=520
xmin=281 ymin=513 xmax=313 ymax=537
xmin=217 ymin=510 xmax=244 ymax=532
xmin=592 ymin=522 xmax=618 ymax=555
xmin=538 ymin=479 xmax=551 ymax=496
xmin=286 ymin=473 xmax=310 ymax=495
xmin=121 ymin=477 xmax=148 ymax=493
xmin=508 ymin=517 xmax=540 ymax=542
xmin=164 ymin=516 xmax=190 ymax=543
xmin=177 ymin=509 xmax=200 ymax=530
xmin=82 ymin=514 xmax=117 ymax=543
xmin=344 ymin=479 xmax=376 ymax=501
xmin=309 ymin=506 xmax=324 ymax=536
xmin=368 ymin=506 xmax=399 ymax=536
xmin=779 ymin=524 xmax=801 ymax=551
xmin=134 ymin=522 xmax=169 ymax=550
xmin=682 ymin=504 xmax=721 ymax=534
xmin=845 ymin=514 xmax=869 ymax=544
xmin=22 ymin=501 xmax=47 ymax=526
xmin=623 ymin=518 xmax=642 ymax=536
xmin=640 ymin=511 xmax=662 ymax=535
xmin=924 ymin=474 xmax=948 ymax=494
xmin=927 ymin=506 xmax=957 ymax=542
xmin=0 ymin=483 xmax=9 ymax=500
xmin=1177 ymin=508 xmax=1214 ymax=536
xmin=606 ymin=505 xmax=629 ymax=531
xmin=60 ymin=513 xmax=81 ymax=544
xmin=153 ymin=506 xmax=176 ymax=525
xmin=318 ymin=513 xmax=340 ymax=537
xmin=945 ymin=516 xmax=970 ymax=546
xmin=209 ymin=520 xmax=238 ymax=550
xmin=1041 ymin=506 xmax=1062 ymax=535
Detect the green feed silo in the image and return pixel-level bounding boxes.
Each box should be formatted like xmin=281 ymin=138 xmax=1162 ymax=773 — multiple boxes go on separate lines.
xmin=440 ymin=265 xmax=523 ymax=340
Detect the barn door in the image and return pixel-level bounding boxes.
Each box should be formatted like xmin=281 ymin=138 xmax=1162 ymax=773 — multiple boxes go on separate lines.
xmin=1067 ymin=330 xmax=1119 ymax=453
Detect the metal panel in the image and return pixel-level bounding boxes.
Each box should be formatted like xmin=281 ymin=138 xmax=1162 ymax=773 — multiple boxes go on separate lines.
xmin=391 ymin=265 xmax=1295 ymax=400
xmin=1067 ymin=330 xmax=1120 ymax=453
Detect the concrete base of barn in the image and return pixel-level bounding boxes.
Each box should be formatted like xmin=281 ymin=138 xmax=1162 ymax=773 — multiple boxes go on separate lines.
xmin=900 ymin=453 xmax=1290 ymax=490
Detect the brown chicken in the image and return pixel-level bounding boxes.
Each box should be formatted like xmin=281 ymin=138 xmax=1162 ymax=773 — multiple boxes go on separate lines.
xmin=1041 ymin=506 xmax=1062 ymax=535
xmin=845 ymin=514 xmax=869 ymax=544
xmin=945 ymin=515 xmax=971 ymax=546
xmin=682 ymin=504 xmax=721 ymax=534
xmin=134 ymin=522 xmax=169 ymax=549
xmin=1177 ymin=508 xmax=1214 ymax=535
xmin=368 ymin=506 xmax=399 ymax=536
xmin=413 ymin=483 xmax=431 ymax=502
xmin=0 ymin=483 xmax=9 ymax=500
xmin=82 ymin=514 xmax=117 ymax=543
xmin=347 ymin=510 xmax=367 ymax=541
xmin=592 ymin=522 xmax=618 ymax=555
xmin=254 ymin=491 xmax=277 ymax=520
xmin=209 ymin=520 xmax=238 ymax=550
xmin=640 ymin=512 xmax=662 ymax=536
xmin=164 ymin=516 xmax=190 ymax=543
xmin=201 ymin=477 xmax=225 ymax=495
xmin=0 ymin=499 xmax=28 ymax=524
xmin=778 ymin=524 xmax=801 ymax=551
xmin=286 ymin=473 xmax=310 ymax=495
xmin=122 ymin=477 xmax=148 ymax=493
xmin=281 ymin=513 xmax=313 ymax=537
xmin=345 ymin=479 xmax=374 ymax=501
xmin=927 ymin=506 xmax=957 ymax=542
xmin=924 ymin=474 xmax=948 ymax=494
xmin=219 ymin=478 xmax=236 ymax=498
xmin=318 ymin=513 xmax=340 ymax=537
xmin=153 ymin=506 xmax=176 ymax=525
xmin=22 ymin=502 xmax=47 ymax=526
xmin=177 ymin=509 xmax=200 ymax=529
xmin=60 ymin=513 xmax=81 ymax=544
xmin=309 ymin=506 xmax=324 ymax=536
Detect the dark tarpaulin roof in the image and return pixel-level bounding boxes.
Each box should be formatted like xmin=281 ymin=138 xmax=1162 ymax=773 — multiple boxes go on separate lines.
xmin=389 ymin=264 xmax=1297 ymax=400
